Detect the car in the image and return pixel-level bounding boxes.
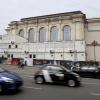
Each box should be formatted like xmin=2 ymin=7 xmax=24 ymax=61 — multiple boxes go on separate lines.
xmin=81 ymin=66 xmax=99 ymax=71
xmin=71 ymin=65 xmax=100 ymax=78
xmin=34 ymin=64 xmax=81 ymax=87
xmin=0 ymin=67 xmax=23 ymax=93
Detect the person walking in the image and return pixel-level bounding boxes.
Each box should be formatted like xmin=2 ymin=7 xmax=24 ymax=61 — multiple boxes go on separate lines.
xmin=18 ymin=61 xmax=24 ymax=69
xmin=21 ymin=61 xmax=24 ymax=69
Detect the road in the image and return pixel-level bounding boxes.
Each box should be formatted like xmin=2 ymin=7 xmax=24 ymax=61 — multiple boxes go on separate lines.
xmin=0 ymin=64 xmax=100 ymax=100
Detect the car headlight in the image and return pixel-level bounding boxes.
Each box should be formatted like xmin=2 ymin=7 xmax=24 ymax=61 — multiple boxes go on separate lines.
xmin=1 ymin=77 xmax=14 ymax=83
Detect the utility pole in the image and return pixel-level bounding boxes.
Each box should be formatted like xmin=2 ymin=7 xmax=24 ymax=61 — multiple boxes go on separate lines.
xmin=91 ymin=40 xmax=98 ymax=62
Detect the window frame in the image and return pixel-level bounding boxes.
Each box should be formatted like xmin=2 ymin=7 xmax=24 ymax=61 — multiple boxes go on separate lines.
xmin=50 ymin=26 xmax=58 ymax=42
xmin=18 ymin=29 xmax=24 ymax=38
xmin=9 ymin=45 xmax=11 ymax=49
xmin=39 ymin=27 xmax=46 ymax=42
xmin=63 ymin=25 xmax=71 ymax=41
xmin=28 ymin=28 xmax=35 ymax=43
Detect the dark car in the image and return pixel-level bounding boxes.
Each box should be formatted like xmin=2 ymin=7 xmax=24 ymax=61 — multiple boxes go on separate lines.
xmin=34 ymin=64 xmax=81 ymax=87
xmin=0 ymin=68 xmax=23 ymax=93
xmin=71 ymin=65 xmax=100 ymax=78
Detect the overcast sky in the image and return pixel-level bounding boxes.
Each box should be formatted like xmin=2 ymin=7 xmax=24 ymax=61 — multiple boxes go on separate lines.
xmin=0 ymin=0 xmax=100 ymax=35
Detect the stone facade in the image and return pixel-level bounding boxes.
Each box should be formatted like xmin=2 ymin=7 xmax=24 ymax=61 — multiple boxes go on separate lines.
xmin=85 ymin=18 xmax=100 ymax=62
xmin=0 ymin=11 xmax=100 ymax=65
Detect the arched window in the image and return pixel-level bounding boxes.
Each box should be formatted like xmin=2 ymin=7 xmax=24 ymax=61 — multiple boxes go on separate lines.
xmin=39 ymin=27 xmax=46 ymax=42
xmin=50 ymin=26 xmax=58 ymax=42
xmin=28 ymin=28 xmax=34 ymax=43
xmin=63 ymin=25 xmax=71 ymax=41
xmin=19 ymin=29 xmax=24 ymax=38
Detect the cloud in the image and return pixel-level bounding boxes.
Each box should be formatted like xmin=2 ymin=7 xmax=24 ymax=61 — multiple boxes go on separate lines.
xmin=0 ymin=0 xmax=100 ymax=34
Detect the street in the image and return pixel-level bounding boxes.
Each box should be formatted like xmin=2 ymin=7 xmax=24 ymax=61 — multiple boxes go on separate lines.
xmin=0 ymin=65 xmax=100 ymax=100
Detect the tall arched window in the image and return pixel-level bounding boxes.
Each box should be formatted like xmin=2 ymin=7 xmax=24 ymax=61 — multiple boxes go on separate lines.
xmin=63 ymin=25 xmax=71 ymax=41
xmin=28 ymin=28 xmax=34 ymax=43
xmin=50 ymin=26 xmax=58 ymax=42
xmin=19 ymin=29 xmax=24 ymax=38
xmin=39 ymin=27 xmax=46 ymax=42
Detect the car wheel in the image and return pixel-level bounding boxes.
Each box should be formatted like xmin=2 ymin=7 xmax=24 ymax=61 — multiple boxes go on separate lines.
xmin=67 ymin=80 xmax=76 ymax=87
xmin=35 ymin=76 xmax=44 ymax=84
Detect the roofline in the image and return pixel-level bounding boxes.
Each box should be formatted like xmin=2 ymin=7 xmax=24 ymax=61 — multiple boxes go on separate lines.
xmin=87 ymin=18 xmax=100 ymax=20
xmin=87 ymin=18 xmax=100 ymax=22
xmin=21 ymin=11 xmax=84 ymax=21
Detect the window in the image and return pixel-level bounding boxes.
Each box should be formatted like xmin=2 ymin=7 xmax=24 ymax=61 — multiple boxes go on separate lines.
xmin=39 ymin=27 xmax=46 ymax=42
xmin=63 ymin=25 xmax=71 ymax=41
xmin=11 ymin=54 xmax=13 ymax=58
xmin=9 ymin=45 xmax=11 ymax=48
xmin=15 ymin=45 xmax=18 ymax=48
xmin=1 ymin=55 xmax=4 ymax=58
xmin=33 ymin=54 xmax=36 ymax=58
xmin=0 ymin=36 xmax=2 ymax=39
xmin=50 ymin=26 xmax=58 ymax=42
xmin=28 ymin=28 xmax=34 ymax=42
xmin=29 ymin=54 xmax=32 ymax=58
xmin=19 ymin=29 xmax=24 ymax=38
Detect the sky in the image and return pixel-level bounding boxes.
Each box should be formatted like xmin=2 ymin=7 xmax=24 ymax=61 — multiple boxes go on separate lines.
xmin=0 ymin=0 xmax=100 ymax=35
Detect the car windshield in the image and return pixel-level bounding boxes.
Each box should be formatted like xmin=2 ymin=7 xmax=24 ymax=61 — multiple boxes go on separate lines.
xmin=0 ymin=68 xmax=5 ymax=72
xmin=56 ymin=65 xmax=71 ymax=72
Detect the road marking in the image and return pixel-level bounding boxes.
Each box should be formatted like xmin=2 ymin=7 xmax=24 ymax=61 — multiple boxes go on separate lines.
xmin=91 ymin=93 xmax=100 ymax=96
xmin=23 ymin=86 xmax=42 ymax=90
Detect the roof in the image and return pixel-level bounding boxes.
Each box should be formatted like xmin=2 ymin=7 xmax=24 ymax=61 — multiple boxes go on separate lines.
xmin=21 ymin=11 xmax=84 ymax=21
xmin=87 ymin=18 xmax=100 ymax=23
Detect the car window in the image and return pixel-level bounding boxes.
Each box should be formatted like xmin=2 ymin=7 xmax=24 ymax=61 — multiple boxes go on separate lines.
xmin=81 ymin=66 xmax=97 ymax=69
xmin=89 ymin=67 xmax=97 ymax=70
xmin=44 ymin=66 xmax=63 ymax=72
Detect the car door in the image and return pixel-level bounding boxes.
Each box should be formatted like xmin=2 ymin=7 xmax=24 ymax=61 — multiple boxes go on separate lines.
xmin=43 ymin=65 xmax=58 ymax=82
xmin=47 ymin=66 xmax=65 ymax=83
xmin=54 ymin=69 xmax=65 ymax=83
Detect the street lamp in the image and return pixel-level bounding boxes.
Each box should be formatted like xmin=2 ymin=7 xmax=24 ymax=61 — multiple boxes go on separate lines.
xmin=91 ymin=40 xmax=98 ymax=62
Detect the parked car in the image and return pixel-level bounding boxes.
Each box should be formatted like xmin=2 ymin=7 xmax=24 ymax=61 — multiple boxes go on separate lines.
xmin=71 ymin=65 xmax=100 ymax=78
xmin=81 ymin=66 xmax=99 ymax=72
xmin=0 ymin=68 xmax=23 ymax=93
xmin=34 ymin=64 xmax=81 ymax=87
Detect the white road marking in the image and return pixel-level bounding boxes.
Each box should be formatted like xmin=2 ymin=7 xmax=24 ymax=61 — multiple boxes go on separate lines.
xmin=23 ymin=86 xmax=42 ymax=90
xmin=90 ymin=93 xmax=100 ymax=96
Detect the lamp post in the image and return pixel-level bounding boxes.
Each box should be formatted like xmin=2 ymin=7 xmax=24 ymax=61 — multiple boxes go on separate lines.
xmin=91 ymin=40 xmax=98 ymax=62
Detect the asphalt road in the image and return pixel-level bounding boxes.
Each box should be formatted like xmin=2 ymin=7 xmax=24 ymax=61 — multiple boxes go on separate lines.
xmin=0 ymin=64 xmax=100 ymax=100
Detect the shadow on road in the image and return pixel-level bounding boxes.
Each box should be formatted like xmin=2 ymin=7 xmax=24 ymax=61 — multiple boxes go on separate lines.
xmin=0 ymin=89 xmax=23 ymax=96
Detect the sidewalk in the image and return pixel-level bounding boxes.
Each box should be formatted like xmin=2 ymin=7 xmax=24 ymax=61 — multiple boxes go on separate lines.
xmin=0 ymin=64 xmax=39 ymax=75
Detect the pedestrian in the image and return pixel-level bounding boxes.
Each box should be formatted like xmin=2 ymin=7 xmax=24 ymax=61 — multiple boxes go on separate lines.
xmin=25 ymin=61 xmax=27 ymax=66
xmin=18 ymin=61 xmax=21 ymax=68
xmin=21 ymin=62 xmax=24 ymax=69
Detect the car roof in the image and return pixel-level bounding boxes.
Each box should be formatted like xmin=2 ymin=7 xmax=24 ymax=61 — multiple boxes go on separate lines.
xmin=40 ymin=64 xmax=70 ymax=72
xmin=42 ymin=64 xmax=65 ymax=68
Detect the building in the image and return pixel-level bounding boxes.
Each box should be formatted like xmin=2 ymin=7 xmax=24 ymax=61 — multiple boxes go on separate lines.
xmin=0 ymin=11 xmax=100 ymax=66
xmin=86 ymin=18 xmax=100 ymax=62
